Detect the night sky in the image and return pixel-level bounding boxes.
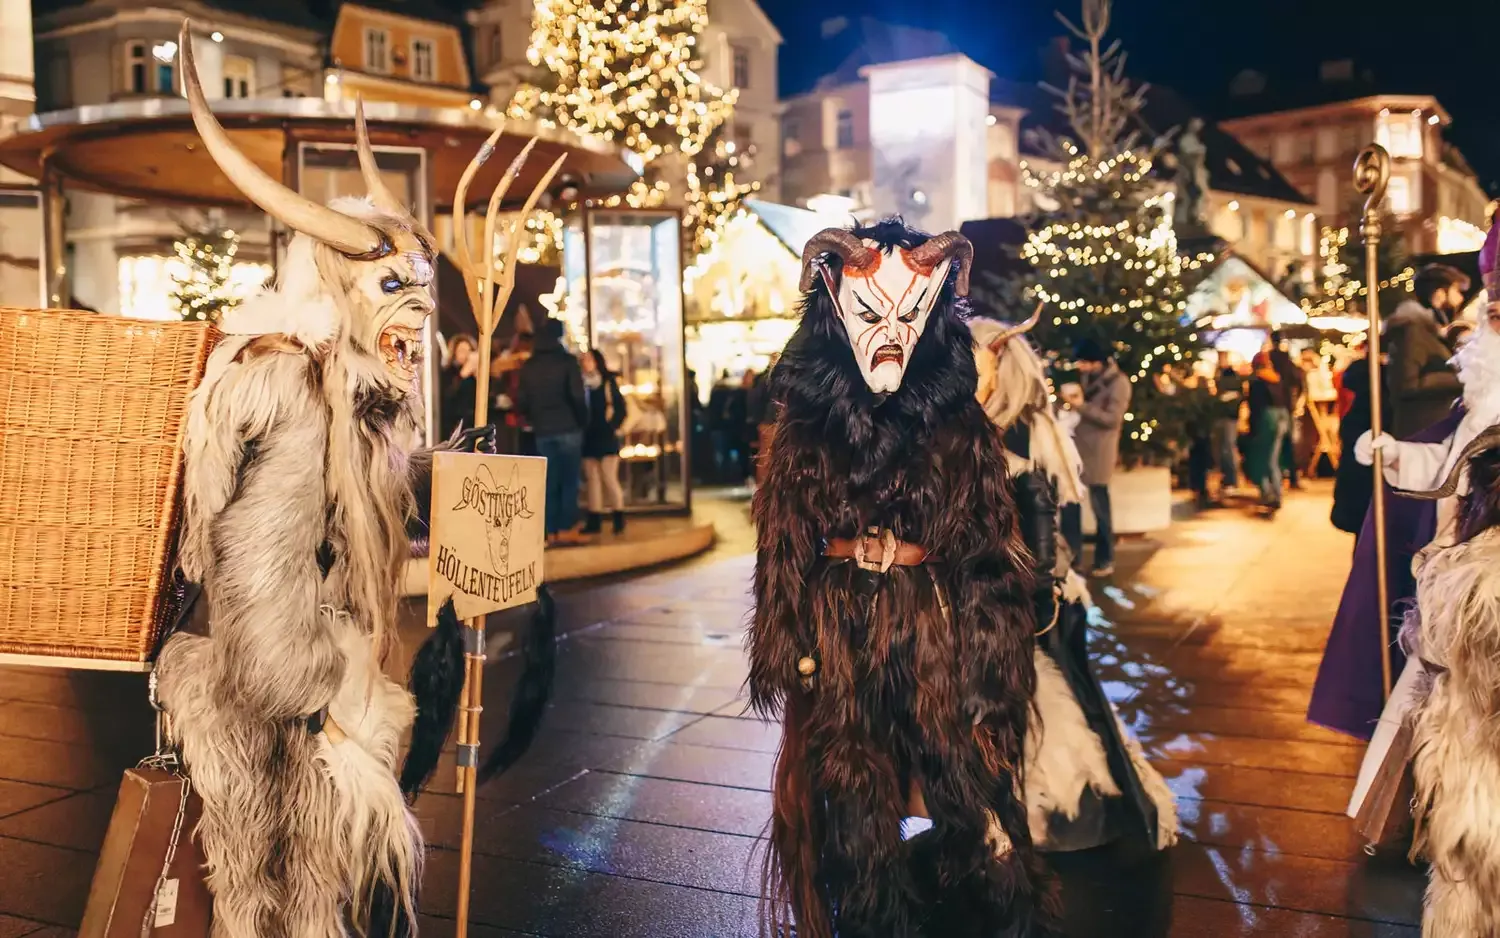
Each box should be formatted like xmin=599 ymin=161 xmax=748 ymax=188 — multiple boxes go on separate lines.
xmin=761 ymin=0 xmax=1500 ymax=193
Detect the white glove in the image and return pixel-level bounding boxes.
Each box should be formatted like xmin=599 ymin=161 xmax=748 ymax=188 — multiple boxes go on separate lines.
xmin=1354 ymin=431 xmax=1397 ymax=467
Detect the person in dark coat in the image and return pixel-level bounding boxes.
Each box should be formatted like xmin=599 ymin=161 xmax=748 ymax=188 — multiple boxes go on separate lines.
xmin=440 ymin=333 xmax=479 ymax=440
xmin=1330 ymin=343 xmax=1391 ymax=535
xmin=1386 ymin=264 xmax=1468 ymax=439
xmin=516 ymin=318 xmax=590 ymax=545
xmin=579 ymin=348 xmax=629 ymax=535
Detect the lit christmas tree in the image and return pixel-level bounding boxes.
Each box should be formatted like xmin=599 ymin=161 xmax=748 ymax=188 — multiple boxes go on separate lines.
xmin=170 ymin=229 xmax=241 ymax=324
xmin=508 ymin=0 xmax=751 ymax=259
xmin=1015 ymin=0 xmax=1212 ymax=465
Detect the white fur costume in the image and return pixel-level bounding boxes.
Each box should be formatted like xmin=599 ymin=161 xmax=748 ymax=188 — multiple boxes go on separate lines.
xmin=972 ymin=318 xmax=1178 ymax=850
xmin=152 ymin=29 xmax=450 ymax=936
xmin=156 ymin=205 xmax=432 ymax=938
xmin=1405 ymin=527 xmax=1500 ymax=936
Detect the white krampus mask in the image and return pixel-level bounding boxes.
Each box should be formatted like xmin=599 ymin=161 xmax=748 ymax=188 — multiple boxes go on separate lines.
xmin=800 ymin=228 xmax=973 ymax=393
xmin=180 ymin=24 xmax=435 ymax=387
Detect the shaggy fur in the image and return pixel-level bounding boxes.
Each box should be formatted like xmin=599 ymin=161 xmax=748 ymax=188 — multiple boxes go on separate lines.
xmin=749 ymin=220 xmax=1054 ymax=938
xmin=1406 ymin=445 xmax=1500 ymax=936
xmin=973 ymin=318 xmax=1178 ymax=852
xmin=159 ymin=198 xmax=434 ymax=938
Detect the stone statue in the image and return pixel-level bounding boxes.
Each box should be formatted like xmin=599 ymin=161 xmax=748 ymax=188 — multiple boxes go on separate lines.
xmin=1175 ymin=118 xmax=1209 ymax=232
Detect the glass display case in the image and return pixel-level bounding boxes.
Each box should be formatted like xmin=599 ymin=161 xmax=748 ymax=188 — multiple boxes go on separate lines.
xmin=560 ymin=208 xmax=689 ymax=511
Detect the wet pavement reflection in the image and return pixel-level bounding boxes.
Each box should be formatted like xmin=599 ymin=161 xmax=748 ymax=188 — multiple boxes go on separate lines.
xmin=0 ymin=484 xmax=1421 ymax=936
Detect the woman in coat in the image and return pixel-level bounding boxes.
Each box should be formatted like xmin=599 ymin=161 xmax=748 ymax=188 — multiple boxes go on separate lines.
xmin=580 ymin=348 xmax=629 ymax=535
xmin=1244 ymin=352 xmax=1285 ymax=514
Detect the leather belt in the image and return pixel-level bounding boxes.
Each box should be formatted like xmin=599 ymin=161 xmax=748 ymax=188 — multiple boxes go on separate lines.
xmin=823 ymin=527 xmax=930 ymax=573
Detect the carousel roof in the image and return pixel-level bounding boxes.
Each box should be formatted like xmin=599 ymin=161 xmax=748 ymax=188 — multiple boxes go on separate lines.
xmin=0 ymin=97 xmax=640 ymax=210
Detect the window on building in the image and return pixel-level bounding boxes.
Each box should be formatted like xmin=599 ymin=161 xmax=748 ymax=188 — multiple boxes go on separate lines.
xmin=222 ymin=55 xmax=255 ymax=99
xmin=835 ymin=109 xmax=855 ymax=150
xmin=732 ymin=45 xmax=750 ymax=89
xmin=1387 ymin=174 xmax=1415 ymax=215
xmin=364 ymin=28 xmax=391 ymax=73
xmin=486 ymin=25 xmax=502 ymax=69
xmin=124 ymin=41 xmax=148 ymax=93
xmin=1316 ymin=169 xmax=1338 ymax=213
xmin=46 ymin=49 xmax=71 ymax=108
xmin=782 ymin=116 xmax=800 ymax=158
xmin=411 ymin=38 xmax=436 ymax=81
xmin=1273 ymin=133 xmax=1298 ymax=164
xmin=155 ymin=60 xmax=174 ymax=94
xmin=1376 ymin=111 xmax=1423 ymax=159
xmin=1315 ymin=128 xmax=1338 ymax=162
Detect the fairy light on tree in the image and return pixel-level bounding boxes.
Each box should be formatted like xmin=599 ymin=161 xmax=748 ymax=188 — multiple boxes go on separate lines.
xmin=1304 ymin=214 xmax=1412 ymax=319
xmin=1013 ymin=0 xmax=1212 ymax=465
xmin=170 ymin=228 xmax=241 ymax=324
xmin=508 ymin=0 xmax=751 ymax=260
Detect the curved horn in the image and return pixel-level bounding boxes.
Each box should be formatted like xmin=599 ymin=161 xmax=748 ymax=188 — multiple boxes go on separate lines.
xmin=909 ymin=231 xmax=974 ymax=297
xmin=178 ymin=22 xmax=386 ymax=258
xmin=989 ymin=300 xmax=1045 ymax=351
xmin=1396 ymin=424 xmax=1500 ymax=501
xmin=355 ymin=96 xmax=408 ymax=218
xmin=798 ymin=228 xmax=878 ymax=292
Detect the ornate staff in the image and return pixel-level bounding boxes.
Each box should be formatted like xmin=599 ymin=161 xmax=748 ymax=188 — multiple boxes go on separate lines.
xmin=1354 ymin=143 xmax=1393 ymax=699
xmin=446 ymin=126 xmax=565 ymax=937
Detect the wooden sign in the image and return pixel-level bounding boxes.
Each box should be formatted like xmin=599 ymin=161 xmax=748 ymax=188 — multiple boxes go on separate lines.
xmin=427 ymin=452 xmax=547 ymax=626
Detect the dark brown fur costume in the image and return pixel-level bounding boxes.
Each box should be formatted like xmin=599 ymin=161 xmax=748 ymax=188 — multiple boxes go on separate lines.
xmin=749 ymin=220 xmax=1055 ymax=938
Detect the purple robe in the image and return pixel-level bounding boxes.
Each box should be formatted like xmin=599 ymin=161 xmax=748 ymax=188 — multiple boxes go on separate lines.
xmin=1307 ymin=409 xmax=1465 ymax=739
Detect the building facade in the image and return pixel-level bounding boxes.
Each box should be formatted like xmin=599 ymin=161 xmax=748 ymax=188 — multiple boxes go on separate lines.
xmin=471 ymin=0 xmax=783 ymax=200
xmin=1222 ymin=93 xmax=1491 ymax=256
xmin=778 ymin=22 xmax=1317 ymax=278
xmin=32 ymin=1 xmax=325 ymax=314
xmin=326 ymin=1 xmax=476 ymax=110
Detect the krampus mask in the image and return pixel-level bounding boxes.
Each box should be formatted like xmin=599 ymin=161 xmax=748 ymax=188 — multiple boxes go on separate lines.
xmin=750 ymin=220 xmax=1053 ymax=938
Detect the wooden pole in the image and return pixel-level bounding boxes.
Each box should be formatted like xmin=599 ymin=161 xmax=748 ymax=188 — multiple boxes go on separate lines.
xmin=448 ymin=128 xmax=566 ymax=938
xmin=1354 ymin=144 xmax=1392 ymax=700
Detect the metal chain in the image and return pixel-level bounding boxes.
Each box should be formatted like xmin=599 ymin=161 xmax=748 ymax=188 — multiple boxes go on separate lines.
xmin=140 ymin=667 xmax=189 ymax=936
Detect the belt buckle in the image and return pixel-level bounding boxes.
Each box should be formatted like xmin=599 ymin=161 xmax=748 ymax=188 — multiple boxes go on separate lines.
xmin=854 ymin=527 xmax=898 ymax=574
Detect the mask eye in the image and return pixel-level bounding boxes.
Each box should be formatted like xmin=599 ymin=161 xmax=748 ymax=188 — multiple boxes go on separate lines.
xmin=854 ymin=295 xmax=882 ymax=324
xmin=380 ymin=276 xmax=403 ymax=295
xmin=897 ymin=288 xmax=927 ymax=323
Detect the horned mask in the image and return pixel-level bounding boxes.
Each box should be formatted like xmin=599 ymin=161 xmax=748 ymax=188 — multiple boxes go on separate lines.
xmin=799 ymin=228 xmax=974 ymax=394
xmin=178 ymin=23 xmax=435 ymax=387
xmin=973 ymin=302 xmax=1045 ymax=409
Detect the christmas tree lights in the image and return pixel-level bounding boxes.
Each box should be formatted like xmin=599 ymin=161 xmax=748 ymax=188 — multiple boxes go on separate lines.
xmin=508 ymin=0 xmax=752 ymax=261
xmin=170 ymin=229 xmax=242 ymax=324
xmin=509 ymin=0 xmax=735 ymax=162
xmin=1302 ymin=222 xmax=1412 ymax=319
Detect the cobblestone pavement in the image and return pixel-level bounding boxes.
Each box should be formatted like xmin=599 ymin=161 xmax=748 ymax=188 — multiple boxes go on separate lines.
xmin=0 ymin=483 xmax=1422 ymax=936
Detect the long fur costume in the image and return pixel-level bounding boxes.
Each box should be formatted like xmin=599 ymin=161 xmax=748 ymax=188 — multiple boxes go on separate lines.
xmin=749 ymin=221 xmax=1055 ymax=938
xmin=1405 ymin=444 xmax=1500 ymax=936
xmin=971 ymin=319 xmax=1178 ymax=852
xmin=155 ymin=197 xmax=492 ymax=938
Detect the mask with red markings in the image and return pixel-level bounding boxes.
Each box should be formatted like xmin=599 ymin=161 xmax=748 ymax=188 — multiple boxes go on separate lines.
xmin=799 ymin=227 xmax=974 ymax=394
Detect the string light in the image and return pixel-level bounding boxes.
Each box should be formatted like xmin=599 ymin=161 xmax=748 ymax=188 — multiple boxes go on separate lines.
xmin=1298 ymin=224 xmax=1414 ymax=317
xmin=508 ymin=0 xmax=753 ymax=260
xmin=1019 ymin=142 xmax=1214 ymax=463
xmin=170 ymin=229 xmax=242 ymax=323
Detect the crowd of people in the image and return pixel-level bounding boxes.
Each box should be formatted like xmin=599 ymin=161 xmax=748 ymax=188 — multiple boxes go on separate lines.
xmin=439 ymin=317 xmax=630 ymax=548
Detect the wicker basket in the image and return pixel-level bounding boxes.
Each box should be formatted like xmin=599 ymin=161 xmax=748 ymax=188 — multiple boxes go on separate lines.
xmin=0 ymin=308 xmax=217 ymax=669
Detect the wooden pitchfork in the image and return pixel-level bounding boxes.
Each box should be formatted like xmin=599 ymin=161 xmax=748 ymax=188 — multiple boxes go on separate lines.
xmin=447 ymin=123 xmax=565 ymax=938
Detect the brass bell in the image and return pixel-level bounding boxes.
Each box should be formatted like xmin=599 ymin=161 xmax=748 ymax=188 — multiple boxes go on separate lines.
xmin=797 ymin=656 xmax=817 ymax=677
